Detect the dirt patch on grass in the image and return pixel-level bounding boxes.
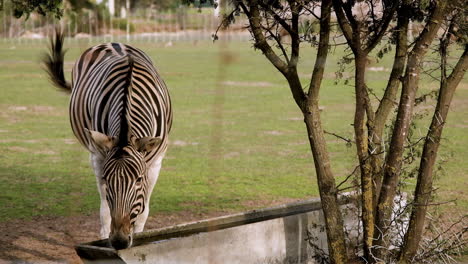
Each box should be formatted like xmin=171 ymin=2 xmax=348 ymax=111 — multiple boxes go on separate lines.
xmin=63 ymin=139 xmax=77 ymax=145
xmin=7 ymin=146 xmax=29 ymax=153
xmin=0 ymin=139 xmax=50 ymax=144
xmin=451 ymin=98 xmax=468 ymax=111
xmin=287 ymin=116 xmax=303 ymax=121
xmin=451 ymin=123 xmax=468 ymax=128
xmin=2 ymin=105 xmax=63 ymax=118
xmin=0 ymin=214 xmax=99 ymax=264
xmin=223 ymin=151 xmax=240 ymax=159
xmin=0 ymin=105 xmax=64 ymax=124
xmin=0 ymin=211 xmax=226 ymax=264
xmin=457 ymin=83 xmax=468 ymax=90
xmin=263 ymin=130 xmax=284 ymax=136
xmin=221 ymin=80 xmax=274 ymax=87
xmin=6 ymin=146 xmax=57 ymax=155
xmin=170 ymin=140 xmax=199 ymax=147
xmin=6 ymin=105 xmax=61 ymax=115
xmin=0 ymin=198 xmax=298 ymax=264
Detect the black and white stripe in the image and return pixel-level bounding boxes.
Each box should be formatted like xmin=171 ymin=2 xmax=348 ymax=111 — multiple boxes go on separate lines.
xmin=70 ymin=42 xmax=172 ymax=162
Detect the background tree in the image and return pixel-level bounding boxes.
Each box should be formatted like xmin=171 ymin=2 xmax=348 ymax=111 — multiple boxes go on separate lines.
xmin=0 ymin=0 xmax=63 ymax=18
xmin=236 ymin=1 xmax=347 ymax=262
xmin=134 ymin=0 xmax=185 ymax=11
xmin=212 ymin=0 xmax=468 ymax=263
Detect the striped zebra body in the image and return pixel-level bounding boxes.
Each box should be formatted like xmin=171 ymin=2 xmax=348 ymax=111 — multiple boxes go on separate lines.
xmin=71 ymin=43 xmax=171 ymax=162
xmin=44 ymin=33 xmax=172 ymax=249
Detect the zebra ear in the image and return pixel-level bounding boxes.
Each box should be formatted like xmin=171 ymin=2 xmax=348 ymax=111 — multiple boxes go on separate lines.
xmin=85 ymin=128 xmax=117 ymax=151
xmin=134 ymin=136 xmax=162 ymax=152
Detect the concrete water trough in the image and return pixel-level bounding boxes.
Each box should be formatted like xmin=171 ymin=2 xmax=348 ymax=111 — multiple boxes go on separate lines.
xmin=76 ymin=195 xmax=358 ymax=264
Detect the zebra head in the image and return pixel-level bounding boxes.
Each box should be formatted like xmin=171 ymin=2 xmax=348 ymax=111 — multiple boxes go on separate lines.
xmin=86 ymin=129 xmax=162 ymax=249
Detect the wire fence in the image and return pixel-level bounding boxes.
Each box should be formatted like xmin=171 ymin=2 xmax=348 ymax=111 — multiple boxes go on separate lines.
xmin=0 ymin=7 xmax=251 ymax=45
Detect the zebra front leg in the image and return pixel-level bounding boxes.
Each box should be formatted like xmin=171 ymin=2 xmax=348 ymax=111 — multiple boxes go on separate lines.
xmin=134 ymin=154 xmax=164 ymax=233
xmin=99 ymin=193 xmax=112 ymax=238
xmin=91 ymin=153 xmax=112 ymax=239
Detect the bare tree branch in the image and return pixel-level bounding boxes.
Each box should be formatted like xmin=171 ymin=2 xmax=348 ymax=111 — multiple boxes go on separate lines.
xmin=324 ymin=130 xmax=354 ymax=145
xmin=364 ymin=2 xmax=397 ymax=53
xmin=257 ymin=2 xmax=293 ymax=35
xmin=267 ymin=29 xmax=290 ymax=63
xmin=288 ymin=0 xmax=301 ymax=67
xmin=240 ymin=1 xmax=289 ymax=75
xmin=332 ymin=0 xmax=355 ymax=50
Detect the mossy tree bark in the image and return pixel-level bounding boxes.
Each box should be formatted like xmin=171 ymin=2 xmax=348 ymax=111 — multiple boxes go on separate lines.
xmin=304 ymin=1 xmax=348 ymax=262
xmin=332 ymin=0 xmax=397 ymax=259
xmin=371 ymin=0 xmax=410 ymax=205
xmin=374 ymin=1 xmax=449 ymax=259
xmin=398 ymin=42 xmax=468 ymax=264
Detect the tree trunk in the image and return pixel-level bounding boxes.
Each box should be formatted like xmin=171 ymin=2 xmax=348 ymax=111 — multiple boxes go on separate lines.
xmin=372 ymin=1 xmax=410 ymax=203
xmin=353 ymin=51 xmax=376 ymax=261
xmin=240 ymin=1 xmax=348 ymax=262
xmin=332 ymin=1 xmax=398 ymax=259
xmin=398 ymin=46 xmax=468 ymax=263
xmin=114 ymin=0 xmax=122 ymax=17
xmin=374 ymin=1 xmax=448 ymax=259
xmin=304 ymin=111 xmax=347 ymax=264
xmin=305 ymin=1 xmax=348 ymax=262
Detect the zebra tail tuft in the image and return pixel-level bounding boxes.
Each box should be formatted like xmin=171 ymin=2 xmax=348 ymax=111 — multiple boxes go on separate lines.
xmin=43 ymin=28 xmax=72 ymax=92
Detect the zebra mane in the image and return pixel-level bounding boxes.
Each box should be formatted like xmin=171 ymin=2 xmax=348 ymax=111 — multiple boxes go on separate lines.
xmin=117 ymin=55 xmax=135 ymax=149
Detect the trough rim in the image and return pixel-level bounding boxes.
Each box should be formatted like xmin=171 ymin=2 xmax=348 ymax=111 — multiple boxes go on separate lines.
xmin=75 ymin=194 xmax=355 ymax=260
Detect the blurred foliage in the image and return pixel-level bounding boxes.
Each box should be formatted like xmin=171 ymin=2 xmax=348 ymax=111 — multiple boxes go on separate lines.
xmin=112 ymin=17 xmax=135 ymax=32
xmin=64 ymin=0 xmax=110 ymax=35
xmin=3 ymin=0 xmax=63 ymax=19
xmin=67 ymin=0 xmax=94 ymax=12
xmin=181 ymin=0 xmax=215 ymax=9
xmin=132 ymin=0 xmax=183 ymax=10
xmin=452 ymin=5 xmax=468 ymax=45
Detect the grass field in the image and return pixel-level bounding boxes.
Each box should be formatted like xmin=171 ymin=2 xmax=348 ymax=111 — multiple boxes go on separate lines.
xmin=0 ymin=38 xmax=466 ymax=223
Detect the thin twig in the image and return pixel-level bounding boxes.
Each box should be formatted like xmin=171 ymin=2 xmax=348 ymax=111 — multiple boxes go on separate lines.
xmin=336 ymin=163 xmax=360 ymax=190
xmin=324 ymin=130 xmax=354 ymax=144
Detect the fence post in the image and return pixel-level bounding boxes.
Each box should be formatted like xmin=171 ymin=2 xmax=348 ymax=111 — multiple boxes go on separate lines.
xmin=110 ymin=10 xmax=113 ymax=42
xmin=95 ymin=10 xmax=99 ymax=41
xmin=88 ymin=12 xmax=92 ymax=44
xmin=67 ymin=20 xmax=71 ymax=44
xmin=74 ymin=13 xmax=78 ymax=39
xmin=126 ymin=0 xmax=130 ymax=43
xmin=2 ymin=13 xmax=4 ymax=42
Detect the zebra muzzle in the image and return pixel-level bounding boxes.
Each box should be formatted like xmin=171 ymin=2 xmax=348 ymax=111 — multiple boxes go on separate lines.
xmin=109 ymin=232 xmax=132 ymax=250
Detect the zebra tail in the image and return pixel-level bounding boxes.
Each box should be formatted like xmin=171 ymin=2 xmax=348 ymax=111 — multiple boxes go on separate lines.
xmin=43 ymin=28 xmax=71 ymax=92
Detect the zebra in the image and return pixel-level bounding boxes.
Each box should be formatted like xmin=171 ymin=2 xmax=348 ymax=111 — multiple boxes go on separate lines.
xmin=43 ymin=31 xmax=172 ymax=250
